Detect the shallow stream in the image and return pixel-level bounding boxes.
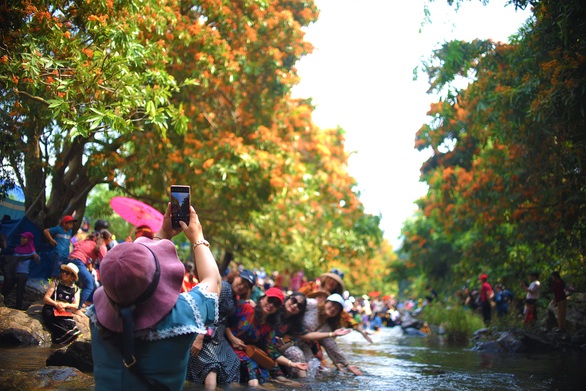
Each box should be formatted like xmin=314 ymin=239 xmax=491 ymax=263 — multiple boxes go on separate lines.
xmin=1 ymin=326 xmax=583 ymax=390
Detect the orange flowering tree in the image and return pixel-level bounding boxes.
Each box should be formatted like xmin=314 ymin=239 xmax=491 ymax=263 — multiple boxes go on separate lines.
xmin=232 ymin=100 xmax=385 ymax=283
xmin=2 ymin=0 xmax=385 ymax=278
xmin=1 ymin=0 xmax=318 ymax=225
xmin=400 ymin=0 xmax=585 ymax=289
xmin=100 ymin=0 xmax=319 ymax=207
xmin=110 ymin=1 xmax=386 ymax=273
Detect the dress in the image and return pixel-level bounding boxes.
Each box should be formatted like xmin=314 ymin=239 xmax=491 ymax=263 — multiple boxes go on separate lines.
xmin=41 ymin=281 xmax=79 ymax=342
xmin=186 ymin=281 xmax=240 ymax=384
xmin=297 ymin=298 xmax=350 ymax=366
xmin=87 ymin=284 xmax=218 ymax=391
xmin=228 ymin=299 xmax=281 ymax=384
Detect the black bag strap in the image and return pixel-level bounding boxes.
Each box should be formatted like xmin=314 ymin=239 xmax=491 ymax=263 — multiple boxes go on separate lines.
xmin=104 ymin=243 xmax=169 ymax=391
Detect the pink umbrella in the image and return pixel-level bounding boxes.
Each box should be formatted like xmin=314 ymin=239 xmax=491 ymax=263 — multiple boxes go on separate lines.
xmin=109 ymin=196 xmax=164 ymax=232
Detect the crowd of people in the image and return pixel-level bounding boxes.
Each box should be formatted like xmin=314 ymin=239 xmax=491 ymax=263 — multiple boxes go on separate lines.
xmin=1 ymin=205 xmax=573 ymax=389
xmin=180 ymin=264 xmax=382 ymax=387
xmin=0 ymin=205 xmax=386 ymax=389
xmin=457 ymin=271 xmax=568 ymax=333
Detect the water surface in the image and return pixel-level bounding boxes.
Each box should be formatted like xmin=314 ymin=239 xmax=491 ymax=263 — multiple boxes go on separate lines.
xmin=1 ymin=326 xmax=583 ymax=390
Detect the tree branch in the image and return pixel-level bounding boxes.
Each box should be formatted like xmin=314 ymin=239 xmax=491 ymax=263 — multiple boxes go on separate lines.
xmin=15 ymin=88 xmax=50 ymax=106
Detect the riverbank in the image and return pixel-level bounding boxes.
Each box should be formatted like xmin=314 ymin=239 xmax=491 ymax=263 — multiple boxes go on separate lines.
xmin=1 ymin=278 xmax=585 ymax=390
xmin=414 ymin=291 xmax=586 ymax=353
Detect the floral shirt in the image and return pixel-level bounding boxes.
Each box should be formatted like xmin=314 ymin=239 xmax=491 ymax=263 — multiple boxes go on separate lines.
xmin=228 ymin=300 xmax=282 ymax=383
xmin=229 ymin=300 xmax=280 ymax=360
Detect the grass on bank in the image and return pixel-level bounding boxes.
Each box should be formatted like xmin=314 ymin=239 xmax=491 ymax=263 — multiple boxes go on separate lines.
xmin=420 ymin=301 xmax=527 ymax=343
xmin=420 ymin=302 xmax=486 ymax=343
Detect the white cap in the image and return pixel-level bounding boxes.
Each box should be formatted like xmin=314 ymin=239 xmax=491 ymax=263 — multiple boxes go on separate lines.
xmin=327 ymin=293 xmax=345 ymax=307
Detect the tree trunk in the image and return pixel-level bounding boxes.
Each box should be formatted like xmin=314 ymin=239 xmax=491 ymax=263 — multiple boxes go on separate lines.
xmin=24 ymin=133 xmax=99 ymax=231
xmin=218 ymin=250 xmax=234 ymax=275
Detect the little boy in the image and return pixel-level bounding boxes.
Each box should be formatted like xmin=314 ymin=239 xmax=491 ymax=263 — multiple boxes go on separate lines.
xmin=43 ymin=215 xmax=76 ymax=280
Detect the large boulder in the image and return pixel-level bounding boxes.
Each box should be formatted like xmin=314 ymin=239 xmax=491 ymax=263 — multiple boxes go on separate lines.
xmin=472 ymin=330 xmax=530 ymax=353
xmin=496 ymin=330 xmax=527 ymax=352
xmin=0 ymin=302 xmax=90 ymax=347
xmin=46 ymin=340 xmax=93 ymax=372
xmin=0 ymin=306 xmax=52 ymax=346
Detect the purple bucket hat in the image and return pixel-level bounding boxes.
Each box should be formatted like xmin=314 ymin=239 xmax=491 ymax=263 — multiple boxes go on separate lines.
xmin=93 ymin=237 xmax=185 ymax=332
xmin=21 ymin=231 xmax=34 ymax=240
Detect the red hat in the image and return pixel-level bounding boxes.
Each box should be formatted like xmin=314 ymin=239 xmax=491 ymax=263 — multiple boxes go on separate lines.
xmin=61 ymin=215 xmax=77 ymax=224
xmin=479 ymin=273 xmax=488 ymax=281
xmin=264 ymin=287 xmax=284 ymax=305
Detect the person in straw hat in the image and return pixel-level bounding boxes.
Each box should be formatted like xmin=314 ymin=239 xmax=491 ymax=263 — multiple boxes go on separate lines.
xmin=300 ymin=268 xmax=372 ymax=344
xmin=299 ymin=268 xmax=346 ymax=298
xmin=41 ymin=262 xmax=81 ymax=344
xmin=87 ymin=203 xmax=221 ymax=391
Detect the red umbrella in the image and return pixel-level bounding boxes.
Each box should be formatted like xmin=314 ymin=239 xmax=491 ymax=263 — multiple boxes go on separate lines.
xmin=368 ymin=291 xmax=381 ymax=298
xmin=382 ymin=295 xmax=392 ymax=301
xmin=109 ymin=196 xmax=164 ymax=232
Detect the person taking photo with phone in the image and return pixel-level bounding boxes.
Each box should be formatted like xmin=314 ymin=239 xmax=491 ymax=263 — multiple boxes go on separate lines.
xmin=87 ymin=202 xmax=221 ymax=391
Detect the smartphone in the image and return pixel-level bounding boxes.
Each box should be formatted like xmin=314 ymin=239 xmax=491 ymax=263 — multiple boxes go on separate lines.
xmin=170 ymin=185 xmax=191 ymax=229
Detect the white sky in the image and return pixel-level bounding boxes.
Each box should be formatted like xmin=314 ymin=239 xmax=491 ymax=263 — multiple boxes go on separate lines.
xmin=292 ymin=0 xmax=532 ymax=248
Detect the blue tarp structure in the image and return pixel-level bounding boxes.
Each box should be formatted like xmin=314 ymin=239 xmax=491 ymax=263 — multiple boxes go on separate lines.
xmin=0 ymin=183 xmax=26 ymax=221
xmin=0 ymin=197 xmax=25 ymax=221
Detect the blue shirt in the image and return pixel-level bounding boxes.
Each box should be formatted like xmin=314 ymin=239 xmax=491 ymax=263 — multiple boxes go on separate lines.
xmin=15 ymin=251 xmax=36 ymax=274
xmin=48 ymin=226 xmax=73 ymax=258
xmin=87 ymin=284 xmax=218 ymax=391
xmin=370 ymin=316 xmax=383 ymax=330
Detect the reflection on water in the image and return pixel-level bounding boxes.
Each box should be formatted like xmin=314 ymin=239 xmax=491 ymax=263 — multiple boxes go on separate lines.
xmin=330 ymin=327 xmax=584 ymax=391
xmin=1 ymin=326 xmax=584 ymax=390
xmin=0 ymin=345 xmax=57 ymax=371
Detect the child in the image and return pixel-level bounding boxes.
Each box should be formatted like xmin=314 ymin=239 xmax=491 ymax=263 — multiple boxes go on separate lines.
xmin=41 ymin=262 xmax=81 ymax=344
xmin=1 ymin=231 xmax=40 ymax=309
xmin=43 ymin=215 xmax=76 ymax=280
